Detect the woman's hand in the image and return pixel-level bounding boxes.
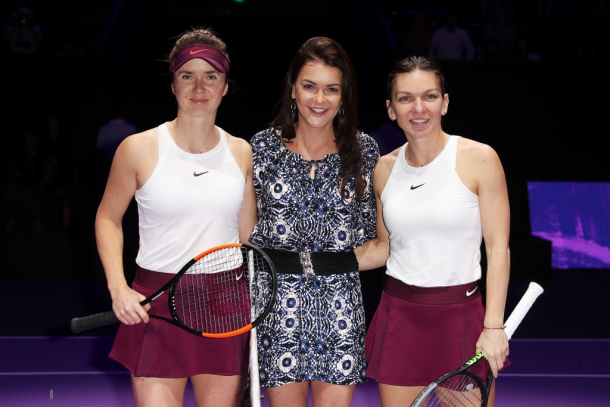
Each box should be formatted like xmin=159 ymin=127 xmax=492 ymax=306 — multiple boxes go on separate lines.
xmin=476 ymin=327 xmax=509 ymax=378
xmin=110 ymin=284 xmax=152 ymax=325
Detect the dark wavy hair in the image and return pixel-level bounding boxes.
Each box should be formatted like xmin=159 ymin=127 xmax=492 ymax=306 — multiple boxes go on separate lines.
xmin=387 ymin=56 xmax=446 ymax=100
xmin=271 ymin=37 xmax=365 ymax=200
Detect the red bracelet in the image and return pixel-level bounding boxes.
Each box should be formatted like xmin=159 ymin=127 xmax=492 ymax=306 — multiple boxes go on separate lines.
xmin=484 ymin=326 xmax=505 ymax=330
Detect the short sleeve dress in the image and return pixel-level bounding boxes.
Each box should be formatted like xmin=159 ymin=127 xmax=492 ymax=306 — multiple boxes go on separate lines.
xmin=249 ymin=128 xmax=379 ymax=387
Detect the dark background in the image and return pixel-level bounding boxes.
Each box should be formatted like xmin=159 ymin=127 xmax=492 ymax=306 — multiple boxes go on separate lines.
xmin=1 ymin=0 xmax=609 ymax=338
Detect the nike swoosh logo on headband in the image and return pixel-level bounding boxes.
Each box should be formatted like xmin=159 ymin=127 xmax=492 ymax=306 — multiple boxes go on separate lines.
xmin=190 ymin=49 xmax=208 ymax=55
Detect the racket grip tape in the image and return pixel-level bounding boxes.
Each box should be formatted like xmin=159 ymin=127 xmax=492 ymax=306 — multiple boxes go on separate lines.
xmin=504 ymin=282 xmax=544 ymax=340
xmin=70 ymin=311 xmax=119 ymax=333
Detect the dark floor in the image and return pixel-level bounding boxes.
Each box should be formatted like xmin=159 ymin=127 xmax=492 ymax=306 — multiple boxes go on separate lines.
xmin=1 ymin=337 xmax=609 ymax=406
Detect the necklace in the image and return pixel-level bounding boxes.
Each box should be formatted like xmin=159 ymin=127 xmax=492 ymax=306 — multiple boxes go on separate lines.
xmin=174 ymin=124 xmax=218 ymax=154
xmin=406 ymin=135 xmax=448 ymax=167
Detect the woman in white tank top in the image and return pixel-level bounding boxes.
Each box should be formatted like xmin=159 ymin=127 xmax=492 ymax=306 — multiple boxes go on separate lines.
xmin=356 ymin=56 xmax=510 ymax=407
xmin=95 ymin=28 xmax=256 ymax=407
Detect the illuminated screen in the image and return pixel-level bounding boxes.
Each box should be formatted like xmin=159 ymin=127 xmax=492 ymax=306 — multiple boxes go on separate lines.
xmin=527 ymin=182 xmax=610 ymax=269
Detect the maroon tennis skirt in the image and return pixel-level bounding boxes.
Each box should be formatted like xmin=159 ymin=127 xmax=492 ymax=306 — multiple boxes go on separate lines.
xmin=365 ymin=276 xmax=506 ymax=386
xmin=109 ymin=267 xmax=249 ymax=378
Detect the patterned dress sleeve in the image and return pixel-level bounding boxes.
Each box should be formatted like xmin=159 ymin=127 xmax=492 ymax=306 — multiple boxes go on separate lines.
xmin=358 ymin=133 xmax=380 ymax=242
xmin=249 ymin=129 xmax=273 ymax=242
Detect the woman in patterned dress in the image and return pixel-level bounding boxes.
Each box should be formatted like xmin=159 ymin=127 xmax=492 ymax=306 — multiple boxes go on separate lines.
xmin=248 ymin=37 xmax=379 ymax=406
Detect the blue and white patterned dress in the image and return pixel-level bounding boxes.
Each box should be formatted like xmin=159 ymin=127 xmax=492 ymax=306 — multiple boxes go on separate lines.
xmin=249 ymin=128 xmax=379 ymax=387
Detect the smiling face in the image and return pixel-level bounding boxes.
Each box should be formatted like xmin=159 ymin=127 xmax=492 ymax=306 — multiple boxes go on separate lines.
xmin=387 ymin=69 xmax=449 ymax=140
xmin=171 ymin=58 xmax=228 ymax=119
xmin=291 ymin=62 xmax=343 ymax=134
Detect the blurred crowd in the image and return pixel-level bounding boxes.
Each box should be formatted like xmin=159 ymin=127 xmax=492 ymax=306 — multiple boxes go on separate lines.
xmin=384 ymin=2 xmax=610 ymax=61
xmin=3 ymin=4 xmax=100 ymax=56
xmin=1 ymin=4 xmax=137 ymax=236
xmin=1 ymin=1 xmax=608 ymax=236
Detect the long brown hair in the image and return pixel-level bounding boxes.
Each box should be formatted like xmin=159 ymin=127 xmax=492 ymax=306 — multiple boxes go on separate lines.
xmin=271 ymin=37 xmax=365 ymax=200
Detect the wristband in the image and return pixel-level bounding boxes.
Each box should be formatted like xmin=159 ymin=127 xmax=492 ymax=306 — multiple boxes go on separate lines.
xmin=484 ymin=326 xmax=505 ymax=330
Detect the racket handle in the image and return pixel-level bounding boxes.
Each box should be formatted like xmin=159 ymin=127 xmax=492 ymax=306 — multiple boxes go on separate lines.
xmin=250 ymin=327 xmax=261 ymax=407
xmin=504 ymin=282 xmax=544 ymax=340
xmin=247 ymin=249 xmax=262 ymax=407
xmin=70 ymin=311 xmax=119 ymax=333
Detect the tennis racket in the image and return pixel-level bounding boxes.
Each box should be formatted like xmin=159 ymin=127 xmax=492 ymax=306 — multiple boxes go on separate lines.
xmin=70 ymin=243 xmax=277 ymax=340
xmin=411 ymin=281 xmax=544 ymax=407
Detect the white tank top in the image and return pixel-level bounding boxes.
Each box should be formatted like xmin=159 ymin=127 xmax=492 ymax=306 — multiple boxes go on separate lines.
xmin=382 ymin=136 xmax=482 ymax=287
xmin=135 ymin=123 xmax=245 ymax=273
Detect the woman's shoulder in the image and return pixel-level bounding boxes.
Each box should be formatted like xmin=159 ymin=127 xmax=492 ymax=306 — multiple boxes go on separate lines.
xmin=119 ymin=127 xmax=158 ymax=154
xmin=112 ymin=127 xmax=159 ymax=171
xmin=250 ymin=128 xmax=282 ymax=149
xmin=455 ymin=136 xmax=504 ymax=180
xmin=357 ymin=131 xmax=381 ymax=165
xmin=224 ymin=129 xmax=251 ymax=150
xmin=377 ymin=147 xmax=400 ymax=171
xmin=456 ymin=136 xmax=500 ymax=163
xmin=357 ymin=132 xmax=378 ymax=149
xmin=224 ymin=130 xmax=253 ymax=163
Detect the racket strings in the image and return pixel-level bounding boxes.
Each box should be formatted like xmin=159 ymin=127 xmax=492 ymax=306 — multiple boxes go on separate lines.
xmin=172 ymin=247 xmax=271 ymax=335
xmin=419 ymin=373 xmax=484 ymax=407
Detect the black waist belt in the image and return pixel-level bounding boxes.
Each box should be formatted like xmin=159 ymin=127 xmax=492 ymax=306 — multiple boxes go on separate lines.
xmin=262 ymin=248 xmax=359 ymax=276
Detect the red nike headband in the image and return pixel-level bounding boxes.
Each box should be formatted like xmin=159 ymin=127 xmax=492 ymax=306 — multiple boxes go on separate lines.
xmin=169 ymin=45 xmax=230 ymax=74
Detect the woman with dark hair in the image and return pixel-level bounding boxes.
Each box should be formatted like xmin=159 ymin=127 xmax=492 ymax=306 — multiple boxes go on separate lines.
xmin=96 ymin=27 xmax=256 ymax=406
xmin=249 ymin=37 xmax=379 ymax=406
xmin=357 ymin=55 xmax=510 ymax=406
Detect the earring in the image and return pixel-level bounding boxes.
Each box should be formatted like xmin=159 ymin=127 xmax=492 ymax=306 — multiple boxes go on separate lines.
xmin=290 ymin=99 xmax=297 ymax=121
xmin=339 ymin=104 xmax=345 ymax=117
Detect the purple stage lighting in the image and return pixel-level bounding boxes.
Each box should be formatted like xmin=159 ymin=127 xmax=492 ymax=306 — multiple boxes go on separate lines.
xmin=527 ymin=182 xmax=610 ymax=269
